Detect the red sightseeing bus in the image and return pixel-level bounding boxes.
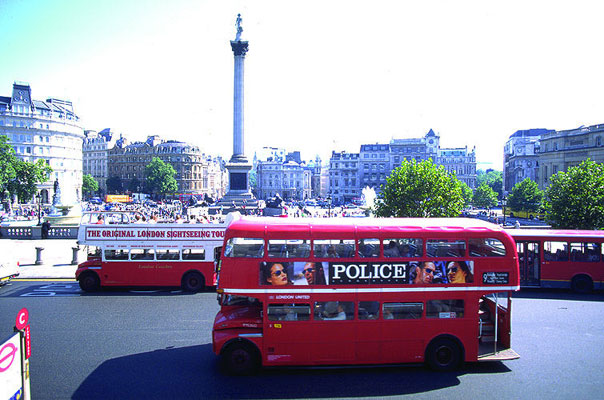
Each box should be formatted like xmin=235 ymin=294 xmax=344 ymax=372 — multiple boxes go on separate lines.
xmin=75 ymin=211 xmax=229 ymax=292
xmin=213 ymin=216 xmax=520 ymax=374
xmin=508 ymin=229 xmax=604 ymax=293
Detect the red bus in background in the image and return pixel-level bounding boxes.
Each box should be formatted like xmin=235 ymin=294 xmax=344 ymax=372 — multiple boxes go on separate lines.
xmin=75 ymin=211 xmax=230 ymax=292
xmin=213 ymin=216 xmax=520 ymax=374
xmin=508 ymin=229 xmax=604 ymax=293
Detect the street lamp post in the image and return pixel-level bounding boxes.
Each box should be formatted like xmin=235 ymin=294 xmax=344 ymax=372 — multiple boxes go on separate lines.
xmin=36 ymin=192 xmax=42 ymax=226
xmin=502 ymin=197 xmax=507 ymax=226
xmin=327 ymin=195 xmax=332 ymax=218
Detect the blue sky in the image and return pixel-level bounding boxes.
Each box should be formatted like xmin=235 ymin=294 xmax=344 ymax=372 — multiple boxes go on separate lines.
xmin=1 ymin=0 xmax=603 ymax=170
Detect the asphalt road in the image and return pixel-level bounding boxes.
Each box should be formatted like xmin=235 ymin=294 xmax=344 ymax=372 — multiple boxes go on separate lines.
xmin=1 ymin=281 xmax=603 ymax=400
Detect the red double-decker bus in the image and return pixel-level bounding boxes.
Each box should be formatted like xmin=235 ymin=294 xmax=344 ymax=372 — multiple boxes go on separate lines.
xmin=213 ymin=216 xmax=520 ymax=374
xmin=509 ymin=229 xmax=604 ymax=293
xmin=75 ymin=211 xmax=229 ymax=292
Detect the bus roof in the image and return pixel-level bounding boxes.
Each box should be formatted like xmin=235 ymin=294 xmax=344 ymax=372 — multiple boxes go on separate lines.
xmin=507 ymin=228 xmax=604 ymax=240
xmin=226 ymin=216 xmax=508 ymax=237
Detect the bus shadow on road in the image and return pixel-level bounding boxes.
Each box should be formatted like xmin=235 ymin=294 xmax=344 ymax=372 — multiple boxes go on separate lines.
xmin=11 ymin=282 xmax=216 ymax=297
xmin=72 ymin=344 xmax=511 ymax=399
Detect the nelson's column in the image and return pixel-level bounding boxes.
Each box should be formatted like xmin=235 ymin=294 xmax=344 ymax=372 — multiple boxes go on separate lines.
xmin=217 ymin=14 xmax=258 ymax=211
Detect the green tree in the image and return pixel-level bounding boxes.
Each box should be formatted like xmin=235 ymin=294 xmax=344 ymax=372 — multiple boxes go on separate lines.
xmin=82 ymin=174 xmax=99 ymax=197
xmin=373 ymin=159 xmax=465 ymax=218
xmin=545 ymin=159 xmax=604 ymax=229
xmin=507 ymin=178 xmax=543 ymax=212
xmin=7 ymin=159 xmax=53 ymax=203
xmin=0 ymin=135 xmax=18 ymax=197
xmin=106 ymin=176 xmax=123 ymax=194
xmin=472 ymin=182 xmax=498 ymax=208
xmin=476 ymin=169 xmax=503 ymax=199
xmin=460 ymin=181 xmax=473 ymax=207
xmin=145 ymin=157 xmax=178 ymax=198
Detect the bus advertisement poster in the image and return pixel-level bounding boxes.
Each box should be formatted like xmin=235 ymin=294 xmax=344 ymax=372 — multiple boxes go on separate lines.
xmin=260 ymin=261 xmax=475 ymax=286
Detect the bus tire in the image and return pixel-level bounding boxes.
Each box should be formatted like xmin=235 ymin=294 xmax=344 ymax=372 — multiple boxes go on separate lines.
xmin=78 ymin=272 xmax=100 ymax=292
xmin=182 ymin=271 xmax=205 ymax=292
xmin=571 ymin=275 xmax=593 ymax=294
xmin=221 ymin=341 xmax=260 ymax=375
xmin=425 ymin=336 xmax=463 ymax=372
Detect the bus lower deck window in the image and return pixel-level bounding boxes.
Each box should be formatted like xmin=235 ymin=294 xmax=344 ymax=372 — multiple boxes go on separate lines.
xmin=383 ymin=302 xmax=423 ymax=319
xmin=426 ymin=299 xmax=464 ymax=318
xmin=267 ymin=304 xmax=311 ymax=321
xmin=314 ymin=301 xmax=354 ymax=320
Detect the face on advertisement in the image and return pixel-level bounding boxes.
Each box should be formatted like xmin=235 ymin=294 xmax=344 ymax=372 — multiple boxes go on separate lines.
xmin=267 ymin=263 xmax=289 ymax=286
xmin=447 ymin=261 xmax=468 ymax=283
xmin=414 ymin=262 xmax=436 ymax=284
xmin=302 ymin=262 xmax=316 ymax=284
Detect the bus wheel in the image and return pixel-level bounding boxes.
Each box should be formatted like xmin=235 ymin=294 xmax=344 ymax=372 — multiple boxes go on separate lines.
xmin=221 ymin=342 xmax=259 ymax=375
xmin=182 ymin=271 xmax=205 ymax=292
xmin=571 ymin=275 xmax=593 ymax=294
xmin=78 ymin=272 xmax=100 ymax=292
xmin=426 ymin=337 xmax=462 ymax=371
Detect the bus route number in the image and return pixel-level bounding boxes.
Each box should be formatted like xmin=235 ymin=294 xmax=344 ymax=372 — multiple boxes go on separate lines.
xmin=482 ymin=272 xmax=509 ymax=285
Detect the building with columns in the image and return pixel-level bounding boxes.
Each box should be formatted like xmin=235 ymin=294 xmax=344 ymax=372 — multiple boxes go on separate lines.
xmin=0 ymin=82 xmax=84 ymax=204
xmin=107 ymin=135 xmax=227 ymax=199
xmin=83 ymin=128 xmax=119 ymax=194
xmin=538 ymin=124 xmax=604 ymax=189
xmin=329 ymin=129 xmax=477 ymax=202
xmin=503 ymin=129 xmax=551 ymax=192
xmin=329 ymin=151 xmax=360 ymax=205
xmin=438 ymin=146 xmax=477 ymax=189
xmin=254 ymin=147 xmax=313 ymax=201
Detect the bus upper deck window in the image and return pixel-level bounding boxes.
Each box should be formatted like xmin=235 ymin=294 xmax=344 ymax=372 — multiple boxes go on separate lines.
xmin=469 ymin=238 xmax=507 ymax=257
xmin=426 ymin=239 xmax=466 ymax=258
xmin=156 ymin=249 xmax=179 ymax=260
xmin=183 ymin=248 xmax=206 ymax=260
xmin=267 ymin=239 xmax=311 ymax=258
xmin=383 ymin=238 xmax=423 ymax=258
xmin=224 ymin=238 xmax=264 ymax=258
xmin=358 ymin=239 xmax=380 ymax=258
xmin=105 ymin=249 xmax=129 ymax=260
xmin=314 ymin=240 xmax=355 ymax=258
xmin=130 ymin=248 xmax=154 ymax=260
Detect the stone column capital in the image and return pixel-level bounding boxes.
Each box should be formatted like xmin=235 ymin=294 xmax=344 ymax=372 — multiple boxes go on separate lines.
xmin=230 ymin=40 xmax=249 ymax=56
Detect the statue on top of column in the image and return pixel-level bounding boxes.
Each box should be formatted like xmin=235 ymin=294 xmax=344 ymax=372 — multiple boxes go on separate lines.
xmin=235 ymin=13 xmax=243 ymax=41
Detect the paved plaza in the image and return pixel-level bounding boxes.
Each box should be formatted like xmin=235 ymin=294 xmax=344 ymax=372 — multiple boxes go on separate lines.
xmin=2 ymin=238 xmax=81 ymax=279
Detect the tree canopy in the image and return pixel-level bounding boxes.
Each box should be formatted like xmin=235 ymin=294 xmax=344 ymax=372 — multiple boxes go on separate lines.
xmin=144 ymin=157 xmax=178 ymax=198
xmin=473 ymin=182 xmax=498 ymax=208
xmin=0 ymin=135 xmax=18 ymax=196
xmin=476 ymin=169 xmax=503 ymax=199
xmin=545 ymin=159 xmax=604 ymax=229
xmin=82 ymin=174 xmax=99 ymax=196
xmin=507 ymin=178 xmax=544 ymax=212
xmin=373 ymin=159 xmax=465 ymax=218
xmin=460 ymin=181 xmax=473 ymax=207
xmin=1 ymin=135 xmax=52 ymax=203
xmin=7 ymin=159 xmax=52 ymax=203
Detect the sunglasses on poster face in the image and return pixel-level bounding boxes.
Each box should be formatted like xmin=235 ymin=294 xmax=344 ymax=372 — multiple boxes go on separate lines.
xmin=447 ymin=267 xmax=459 ymax=273
xmin=303 ymin=268 xmax=314 ymax=274
xmin=271 ymin=269 xmax=286 ymax=276
xmin=424 ymin=268 xmax=436 ymax=275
